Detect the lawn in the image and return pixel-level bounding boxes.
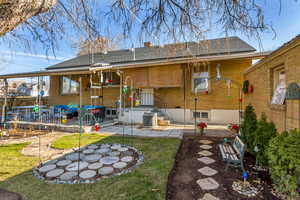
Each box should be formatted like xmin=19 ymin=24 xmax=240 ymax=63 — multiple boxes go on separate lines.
xmin=0 ymin=134 xmax=180 ymax=200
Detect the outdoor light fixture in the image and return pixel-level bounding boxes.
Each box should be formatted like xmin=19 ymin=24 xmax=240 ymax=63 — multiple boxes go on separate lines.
xmin=216 ymin=64 xmax=221 ymax=80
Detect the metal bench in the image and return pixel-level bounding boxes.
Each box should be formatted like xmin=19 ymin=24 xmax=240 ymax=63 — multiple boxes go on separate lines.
xmin=218 ymin=136 xmax=246 ymax=172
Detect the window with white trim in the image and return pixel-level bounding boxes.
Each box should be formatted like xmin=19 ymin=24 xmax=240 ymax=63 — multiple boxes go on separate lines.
xmin=192 ymin=63 xmax=209 ymax=93
xmin=61 ymin=76 xmax=79 ymax=94
xmin=271 ymin=67 xmax=286 ymax=105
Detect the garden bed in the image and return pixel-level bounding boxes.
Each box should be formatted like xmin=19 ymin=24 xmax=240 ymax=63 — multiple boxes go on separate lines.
xmin=166 ymin=135 xmax=280 ymax=200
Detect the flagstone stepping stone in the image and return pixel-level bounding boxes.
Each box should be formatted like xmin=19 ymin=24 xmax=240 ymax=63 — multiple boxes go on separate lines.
xmin=108 ymin=151 xmax=121 ymax=156
xmin=100 ymin=156 xmax=119 ymax=165
xmin=111 ymin=145 xmax=122 ymax=150
xmin=198 ymin=150 xmax=213 ymax=157
xmin=83 ymin=149 xmax=95 ymax=154
xmin=95 ymin=148 xmax=110 ymax=154
xmin=200 ymin=144 xmax=212 ymax=150
xmin=79 ymin=170 xmax=96 ymax=179
xmin=113 ymin=162 xmax=127 ymax=169
xmin=66 ymin=153 xmax=85 ymax=161
xmin=60 ymin=172 xmax=77 ymax=181
xmin=197 ymin=157 xmax=215 ymax=165
xmin=199 ymin=140 xmax=213 ymax=145
xmin=121 ymin=156 xmax=133 ymax=162
xmin=46 ymin=169 xmax=64 ymax=178
xmin=199 ymin=193 xmax=220 ymax=200
xmin=118 ymin=147 xmax=128 ymax=152
xmin=88 ymin=162 xmax=103 ymax=170
xmin=84 ymin=154 xmax=102 ymax=162
xmin=198 ymin=167 xmax=218 ymax=176
xmin=98 ymin=167 xmax=114 ymax=175
xmin=57 ymin=160 xmax=72 ymax=167
xmin=46 ymin=159 xmax=58 ymax=165
xmin=87 ymin=144 xmax=98 ymax=149
xmin=66 ymin=161 xmax=89 ymax=171
xmin=101 ymin=144 xmax=111 ymax=148
xmin=39 ymin=164 xmax=56 ymax=173
xmin=197 ymin=178 xmax=219 ymax=190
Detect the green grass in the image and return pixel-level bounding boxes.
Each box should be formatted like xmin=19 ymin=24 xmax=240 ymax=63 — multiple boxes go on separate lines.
xmin=51 ymin=133 xmax=109 ymax=149
xmin=0 ymin=134 xmax=180 ymax=200
xmin=0 ymin=143 xmax=39 ymax=181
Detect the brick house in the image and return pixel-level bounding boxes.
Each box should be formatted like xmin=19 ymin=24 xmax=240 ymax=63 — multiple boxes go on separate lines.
xmin=244 ymin=34 xmax=300 ymax=132
xmin=0 ymin=37 xmax=266 ymax=125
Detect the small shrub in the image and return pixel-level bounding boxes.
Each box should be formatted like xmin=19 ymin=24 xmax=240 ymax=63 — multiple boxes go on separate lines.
xmin=240 ymin=104 xmax=257 ymax=151
xmin=253 ymin=113 xmax=277 ymax=166
xmin=268 ymin=130 xmax=300 ymax=199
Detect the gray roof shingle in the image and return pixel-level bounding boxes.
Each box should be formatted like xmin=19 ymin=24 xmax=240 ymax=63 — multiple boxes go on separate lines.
xmin=47 ymin=37 xmax=256 ymax=70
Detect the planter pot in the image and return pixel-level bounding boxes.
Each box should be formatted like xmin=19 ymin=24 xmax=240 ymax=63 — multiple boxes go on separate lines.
xmin=199 ymin=128 xmax=204 ymax=136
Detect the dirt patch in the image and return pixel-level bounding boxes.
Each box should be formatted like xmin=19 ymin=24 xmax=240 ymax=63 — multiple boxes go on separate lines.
xmin=166 ymin=135 xmax=280 ymax=200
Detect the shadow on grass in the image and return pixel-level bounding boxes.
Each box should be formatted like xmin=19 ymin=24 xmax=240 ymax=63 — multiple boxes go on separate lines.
xmin=0 ymin=135 xmax=180 ymax=200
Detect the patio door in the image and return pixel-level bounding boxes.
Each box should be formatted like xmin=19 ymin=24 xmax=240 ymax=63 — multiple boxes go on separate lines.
xmin=141 ymin=88 xmax=154 ymax=106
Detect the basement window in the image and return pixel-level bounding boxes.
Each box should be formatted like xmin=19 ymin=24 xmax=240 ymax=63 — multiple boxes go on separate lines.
xmin=61 ymin=76 xmax=79 ymax=94
xmin=193 ymin=111 xmax=209 ymax=119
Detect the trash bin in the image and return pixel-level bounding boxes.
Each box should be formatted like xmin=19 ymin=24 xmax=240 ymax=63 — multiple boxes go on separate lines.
xmin=143 ymin=112 xmax=157 ymax=127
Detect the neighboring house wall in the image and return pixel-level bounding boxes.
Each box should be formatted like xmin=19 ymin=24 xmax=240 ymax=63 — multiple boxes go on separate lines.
xmin=244 ymin=36 xmax=300 ymax=132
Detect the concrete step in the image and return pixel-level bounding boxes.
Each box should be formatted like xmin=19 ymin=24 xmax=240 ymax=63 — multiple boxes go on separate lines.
xmin=158 ymin=119 xmax=171 ymax=126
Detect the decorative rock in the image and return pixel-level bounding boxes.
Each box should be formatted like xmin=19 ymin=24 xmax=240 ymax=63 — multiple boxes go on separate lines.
xmin=121 ymin=156 xmax=133 ymax=163
xmin=200 ymin=144 xmax=212 ymax=150
xmin=84 ymin=154 xmax=102 ymax=162
xmin=98 ymin=167 xmax=114 ymax=175
xmin=197 ymin=178 xmax=219 ymax=190
xmin=46 ymin=169 xmax=64 ymax=178
xmin=123 ymin=151 xmax=134 ymax=156
xmin=60 ymin=172 xmax=77 ymax=181
xmin=101 ymin=144 xmax=110 ymax=148
xmin=57 ymin=160 xmax=72 ymax=167
xmin=87 ymin=144 xmax=98 ymax=149
xmin=79 ymin=170 xmax=96 ymax=179
xmin=199 ymin=140 xmax=213 ymax=145
xmin=198 ymin=167 xmax=218 ymax=176
xmin=88 ymin=162 xmax=103 ymax=170
xmin=199 ymin=193 xmax=220 ymax=200
xmin=95 ymin=148 xmax=110 ymax=154
xmin=108 ymin=151 xmax=121 ymax=156
xmin=232 ymin=181 xmax=260 ymax=197
xmin=39 ymin=164 xmax=56 ymax=173
xmin=66 ymin=161 xmax=89 ymax=172
xmin=66 ymin=153 xmax=85 ymax=161
xmin=198 ymin=150 xmax=213 ymax=157
xmin=100 ymin=156 xmax=119 ymax=165
xmin=113 ymin=162 xmax=127 ymax=169
xmin=118 ymin=147 xmax=128 ymax=152
xmin=83 ymin=149 xmax=95 ymax=154
xmin=198 ymin=157 xmax=216 ymax=165
xmin=46 ymin=159 xmax=58 ymax=165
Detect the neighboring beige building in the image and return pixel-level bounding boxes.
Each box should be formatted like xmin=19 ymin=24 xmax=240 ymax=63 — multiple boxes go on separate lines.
xmin=244 ymin=34 xmax=300 ymax=132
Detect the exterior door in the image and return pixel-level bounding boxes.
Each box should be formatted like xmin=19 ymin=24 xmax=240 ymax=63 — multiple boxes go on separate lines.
xmin=141 ymin=89 xmax=154 ymax=106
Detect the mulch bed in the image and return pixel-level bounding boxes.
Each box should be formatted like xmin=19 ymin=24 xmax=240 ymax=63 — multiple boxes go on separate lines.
xmin=166 ymin=135 xmax=280 ymax=200
xmin=0 ymin=188 xmax=23 ymax=200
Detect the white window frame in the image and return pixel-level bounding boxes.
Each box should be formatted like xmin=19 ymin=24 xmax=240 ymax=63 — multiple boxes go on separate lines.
xmin=61 ymin=76 xmax=79 ymax=95
xmin=191 ymin=63 xmax=210 ymax=93
xmin=271 ymin=67 xmax=286 ymax=105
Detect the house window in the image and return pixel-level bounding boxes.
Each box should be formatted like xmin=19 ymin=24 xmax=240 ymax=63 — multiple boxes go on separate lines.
xmin=271 ymin=67 xmax=286 ymax=105
xmin=192 ymin=63 xmax=209 ymax=93
xmin=193 ymin=111 xmax=209 ymax=119
xmin=61 ymin=76 xmax=79 ymax=94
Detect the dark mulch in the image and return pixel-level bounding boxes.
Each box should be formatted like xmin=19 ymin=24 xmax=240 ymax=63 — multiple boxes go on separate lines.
xmin=166 ymin=135 xmax=280 ymax=200
xmin=0 ymin=188 xmax=23 ymax=200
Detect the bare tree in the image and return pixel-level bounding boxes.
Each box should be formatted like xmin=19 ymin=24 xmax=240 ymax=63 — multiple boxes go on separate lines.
xmin=0 ymin=0 xmax=288 ymax=54
xmin=77 ymin=37 xmax=119 ymax=56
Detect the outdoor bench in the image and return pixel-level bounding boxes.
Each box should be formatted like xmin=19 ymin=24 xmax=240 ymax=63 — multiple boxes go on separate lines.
xmin=218 ymin=136 xmax=246 ymax=172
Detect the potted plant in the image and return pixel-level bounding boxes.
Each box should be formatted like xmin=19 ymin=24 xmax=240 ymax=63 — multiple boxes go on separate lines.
xmin=230 ymin=124 xmax=240 ymax=133
xmin=197 ymin=122 xmax=207 ymax=136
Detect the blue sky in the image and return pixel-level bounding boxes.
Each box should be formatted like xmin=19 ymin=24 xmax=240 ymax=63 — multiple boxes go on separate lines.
xmin=0 ymin=0 xmax=300 ymax=75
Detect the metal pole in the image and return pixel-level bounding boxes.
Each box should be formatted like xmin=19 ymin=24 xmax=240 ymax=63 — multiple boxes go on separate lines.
xmin=1 ymin=79 xmax=8 ymax=124
xmin=194 ymin=97 xmax=197 ymax=136
xmin=78 ymin=77 xmax=83 ymax=179
xmin=183 ymin=65 xmax=186 ymax=127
